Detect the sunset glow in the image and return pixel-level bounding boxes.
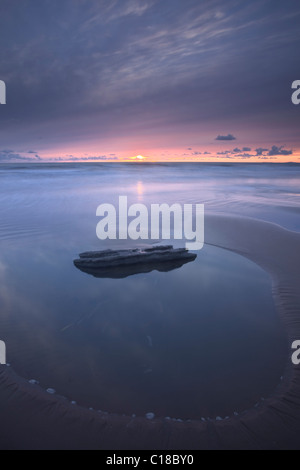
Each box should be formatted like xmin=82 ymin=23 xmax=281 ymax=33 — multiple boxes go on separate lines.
xmin=130 ymin=155 xmax=146 ymax=162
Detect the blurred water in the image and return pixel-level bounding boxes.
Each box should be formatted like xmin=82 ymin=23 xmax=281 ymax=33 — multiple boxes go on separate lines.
xmin=0 ymin=163 xmax=294 ymax=419
xmin=0 ymin=163 xmax=299 ymax=250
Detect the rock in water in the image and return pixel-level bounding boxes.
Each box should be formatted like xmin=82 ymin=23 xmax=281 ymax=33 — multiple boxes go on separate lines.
xmin=74 ymin=246 xmax=197 ymax=279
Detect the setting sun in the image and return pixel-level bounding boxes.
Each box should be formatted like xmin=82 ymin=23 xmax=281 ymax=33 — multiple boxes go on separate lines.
xmin=135 ymin=155 xmax=145 ymax=161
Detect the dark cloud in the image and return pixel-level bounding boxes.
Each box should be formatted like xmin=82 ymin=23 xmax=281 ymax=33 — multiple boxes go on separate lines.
xmin=268 ymin=145 xmax=293 ymax=156
xmin=216 ymin=134 xmax=236 ymax=141
xmin=255 ymin=148 xmax=269 ymax=156
xmin=255 ymin=146 xmax=293 ymax=157
xmin=0 ymin=150 xmax=41 ymax=162
xmin=214 ymin=145 xmax=293 ymax=159
xmin=214 ymin=148 xmax=257 ymax=158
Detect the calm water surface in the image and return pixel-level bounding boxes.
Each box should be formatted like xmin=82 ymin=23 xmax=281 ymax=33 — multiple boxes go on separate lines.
xmin=0 ymin=163 xmax=295 ymax=419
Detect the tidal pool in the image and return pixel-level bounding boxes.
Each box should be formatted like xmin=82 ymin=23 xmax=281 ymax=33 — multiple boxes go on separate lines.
xmin=0 ymin=241 xmax=287 ymax=420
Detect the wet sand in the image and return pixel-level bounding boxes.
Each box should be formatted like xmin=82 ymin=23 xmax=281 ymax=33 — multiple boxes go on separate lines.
xmin=0 ymin=213 xmax=300 ymax=449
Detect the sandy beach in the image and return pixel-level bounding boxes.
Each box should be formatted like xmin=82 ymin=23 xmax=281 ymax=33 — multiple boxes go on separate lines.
xmin=0 ymin=213 xmax=299 ymax=450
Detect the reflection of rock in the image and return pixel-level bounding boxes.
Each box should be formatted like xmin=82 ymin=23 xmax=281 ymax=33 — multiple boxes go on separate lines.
xmin=74 ymin=245 xmax=197 ymax=279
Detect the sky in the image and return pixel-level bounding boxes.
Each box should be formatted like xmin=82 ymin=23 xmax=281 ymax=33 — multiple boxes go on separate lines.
xmin=0 ymin=0 xmax=299 ymax=163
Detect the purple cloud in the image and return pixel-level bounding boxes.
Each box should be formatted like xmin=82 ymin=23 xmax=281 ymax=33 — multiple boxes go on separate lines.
xmin=268 ymin=145 xmax=293 ymax=156
xmin=216 ymin=134 xmax=236 ymax=141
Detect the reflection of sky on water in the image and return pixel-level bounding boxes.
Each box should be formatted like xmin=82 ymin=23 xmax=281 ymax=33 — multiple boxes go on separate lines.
xmin=0 ymin=163 xmax=291 ymax=419
xmin=0 ymin=243 xmax=287 ymax=419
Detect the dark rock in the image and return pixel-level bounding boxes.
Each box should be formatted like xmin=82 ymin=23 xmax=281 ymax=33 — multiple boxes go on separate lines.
xmin=74 ymin=246 xmax=197 ymax=279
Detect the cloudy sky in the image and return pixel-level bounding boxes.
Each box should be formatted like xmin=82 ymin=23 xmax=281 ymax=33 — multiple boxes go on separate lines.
xmin=0 ymin=0 xmax=299 ymax=162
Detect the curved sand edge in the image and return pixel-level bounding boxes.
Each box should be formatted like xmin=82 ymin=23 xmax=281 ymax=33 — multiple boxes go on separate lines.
xmin=0 ymin=213 xmax=300 ymax=450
